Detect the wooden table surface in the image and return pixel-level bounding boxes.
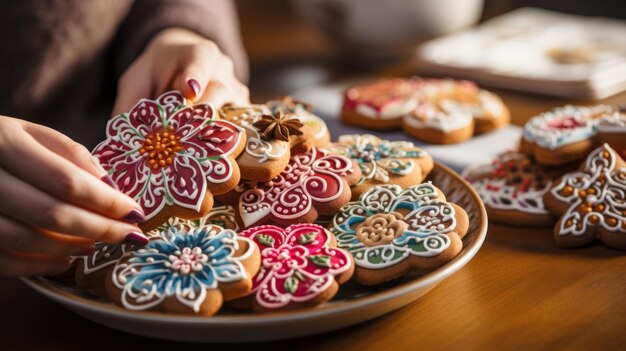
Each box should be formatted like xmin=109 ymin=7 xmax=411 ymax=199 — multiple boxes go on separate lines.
xmin=2 ymin=3 xmax=626 ymax=349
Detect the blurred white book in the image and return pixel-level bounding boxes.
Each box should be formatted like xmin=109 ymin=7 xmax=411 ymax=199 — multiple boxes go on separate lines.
xmin=418 ymin=7 xmax=626 ymax=99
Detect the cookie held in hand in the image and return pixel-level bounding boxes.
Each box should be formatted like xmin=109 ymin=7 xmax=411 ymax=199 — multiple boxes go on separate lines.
xmin=330 ymin=183 xmax=469 ymax=285
xmin=106 ymin=224 xmax=260 ymax=315
xmin=232 ymin=223 xmax=354 ymax=311
xmin=544 ymin=144 xmax=626 ymax=249
xmin=92 ymin=91 xmax=246 ymax=231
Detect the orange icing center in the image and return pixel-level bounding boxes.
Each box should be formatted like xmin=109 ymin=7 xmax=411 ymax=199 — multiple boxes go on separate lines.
xmin=139 ymin=126 xmax=182 ymax=170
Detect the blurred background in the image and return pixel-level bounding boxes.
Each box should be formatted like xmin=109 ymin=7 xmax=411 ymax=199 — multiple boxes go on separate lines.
xmin=235 ymin=0 xmax=626 ymax=105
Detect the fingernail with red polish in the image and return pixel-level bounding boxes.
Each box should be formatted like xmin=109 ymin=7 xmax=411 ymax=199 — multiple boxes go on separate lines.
xmin=101 ymin=175 xmax=118 ymax=190
xmin=123 ymin=209 xmax=146 ymax=224
xmin=188 ymin=79 xmax=201 ymax=97
xmin=123 ymin=232 xmax=149 ymax=246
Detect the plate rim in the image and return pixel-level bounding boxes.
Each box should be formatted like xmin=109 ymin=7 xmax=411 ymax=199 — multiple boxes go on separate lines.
xmin=22 ymin=161 xmax=488 ymax=325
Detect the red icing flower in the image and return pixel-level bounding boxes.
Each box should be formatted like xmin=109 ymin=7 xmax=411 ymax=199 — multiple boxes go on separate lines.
xmin=238 ymin=223 xmax=353 ymax=310
xmin=92 ymin=91 xmax=244 ymax=224
xmin=237 ymin=148 xmax=359 ymax=227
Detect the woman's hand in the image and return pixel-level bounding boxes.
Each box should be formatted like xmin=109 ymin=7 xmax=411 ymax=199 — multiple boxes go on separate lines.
xmin=113 ymin=28 xmax=249 ymax=115
xmin=0 ymin=117 xmax=149 ymax=277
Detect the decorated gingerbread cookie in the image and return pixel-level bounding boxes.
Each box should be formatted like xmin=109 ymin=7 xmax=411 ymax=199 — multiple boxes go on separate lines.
xmin=520 ymin=104 xmax=614 ymax=165
xmin=330 ymin=183 xmax=469 ymax=285
xmin=544 ymin=144 xmax=626 ymax=249
xmin=218 ymin=104 xmax=314 ymax=181
xmin=232 ymin=223 xmax=354 ymax=311
xmin=463 ymin=152 xmax=573 ymax=227
xmin=73 ymin=206 xmax=239 ymax=296
xmin=223 ymin=148 xmax=361 ymax=228
xmin=266 ymin=96 xmax=330 ymax=148
xmin=329 ymin=134 xmax=434 ymax=199
xmin=403 ymin=79 xmax=508 ymax=144
xmin=106 ymin=224 xmax=260 ymax=315
xmin=92 ymin=91 xmax=246 ymax=231
xmin=341 ymin=78 xmax=509 ymax=144
xmin=341 ymin=78 xmax=422 ymax=129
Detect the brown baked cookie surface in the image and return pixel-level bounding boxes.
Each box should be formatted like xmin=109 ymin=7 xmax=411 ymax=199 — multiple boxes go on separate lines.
xmin=106 ymin=224 xmax=260 ymax=315
xmin=231 ymin=223 xmax=354 ymax=312
xmin=463 ymin=152 xmax=574 ymax=227
xmin=520 ymin=104 xmax=614 ymax=165
xmin=92 ymin=90 xmax=246 ymax=231
xmin=73 ymin=206 xmax=240 ymax=296
xmin=329 ymin=134 xmax=433 ymax=200
xmin=330 ymin=183 xmax=469 ymax=285
xmin=544 ymin=144 xmax=626 ymax=249
xmin=341 ymin=78 xmax=509 ymax=144
xmin=218 ymin=104 xmax=313 ymax=182
xmin=221 ymin=148 xmax=361 ymax=229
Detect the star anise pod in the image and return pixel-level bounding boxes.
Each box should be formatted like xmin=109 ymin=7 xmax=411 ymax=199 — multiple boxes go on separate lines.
xmin=253 ymin=111 xmax=304 ymax=142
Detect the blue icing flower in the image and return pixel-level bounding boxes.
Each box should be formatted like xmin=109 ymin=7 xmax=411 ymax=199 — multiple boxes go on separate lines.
xmin=111 ymin=226 xmax=251 ymax=313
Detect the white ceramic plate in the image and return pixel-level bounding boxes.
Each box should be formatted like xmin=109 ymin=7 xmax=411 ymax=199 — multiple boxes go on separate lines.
xmin=22 ymin=162 xmax=487 ymax=343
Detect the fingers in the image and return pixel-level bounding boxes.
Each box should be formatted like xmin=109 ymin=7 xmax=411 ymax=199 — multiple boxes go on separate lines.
xmin=0 ymin=128 xmax=144 ymax=222
xmin=174 ymin=42 xmax=219 ymax=100
xmin=112 ymin=57 xmax=154 ymax=116
xmin=22 ymin=121 xmax=107 ymax=178
xmin=0 ymin=167 xmax=147 ymax=245
xmin=0 ymin=215 xmax=94 ymax=256
xmin=0 ymin=249 xmax=70 ymax=277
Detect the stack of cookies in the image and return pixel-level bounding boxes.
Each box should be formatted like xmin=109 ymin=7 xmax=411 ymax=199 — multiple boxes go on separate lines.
xmin=463 ymin=104 xmax=626 ymax=249
xmin=341 ymin=77 xmax=511 ymax=144
xmin=57 ymin=90 xmax=472 ymax=316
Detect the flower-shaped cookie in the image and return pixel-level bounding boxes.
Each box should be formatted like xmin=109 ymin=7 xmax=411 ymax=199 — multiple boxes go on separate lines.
xmin=231 ymin=148 xmax=361 ymax=228
xmin=106 ymin=225 xmax=260 ymax=315
xmin=544 ymin=144 xmax=626 ymax=249
xmin=74 ymin=206 xmax=239 ymax=296
xmin=234 ymin=223 xmax=353 ymax=311
xmin=329 ymin=134 xmax=434 ymax=199
xmin=330 ymin=183 xmax=469 ymax=285
xmin=521 ymin=104 xmax=614 ymax=165
xmin=218 ymin=104 xmax=312 ymax=181
xmin=266 ymin=96 xmax=330 ymax=148
xmin=93 ymin=91 xmax=246 ymax=230
xmin=463 ymin=152 xmax=567 ymax=227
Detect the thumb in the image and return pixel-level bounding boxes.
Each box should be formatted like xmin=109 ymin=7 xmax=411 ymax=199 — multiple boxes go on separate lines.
xmin=112 ymin=60 xmax=154 ymax=116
